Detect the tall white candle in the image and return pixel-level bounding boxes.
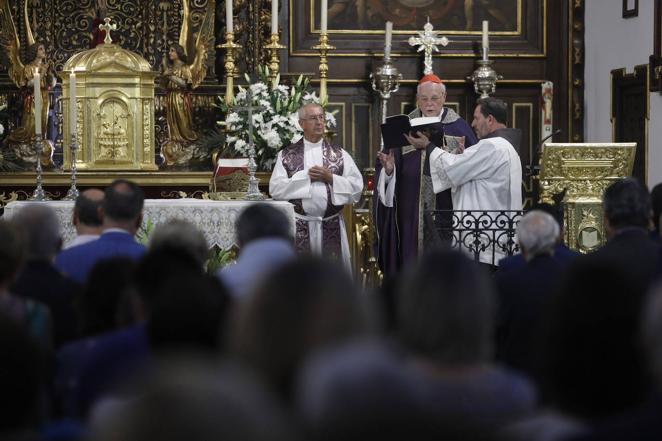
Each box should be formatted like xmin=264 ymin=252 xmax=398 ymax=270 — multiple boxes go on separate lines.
xmin=482 ymin=20 xmax=489 ymax=61
xmin=384 ymin=21 xmax=393 ymax=59
xmin=33 ymin=70 xmax=41 ymax=136
xmin=321 ymin=0 xmax=328 ymax=33
xmin=69 ymin=72 xmax=76 ymax=137
xmin=226 ymin=0 xmax=233 ymax=33
xmin=271 ymin=0 xmax=278 ymax=34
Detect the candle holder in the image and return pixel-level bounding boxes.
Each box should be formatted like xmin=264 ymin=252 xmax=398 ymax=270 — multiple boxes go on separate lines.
xmin=264 ymin=33 xmax=286 ymax=86
xmin=312 ymin=32 xmax=335 ymax=105
xmin=63 ymin=134 xmax=80 ymax=201
xmin=28 ymin=135 xmax=50 ymax=201
xmin=245 ymin=146 xmax=265 ymax=201
xmin=467 ymin=49 xmax=502 ymax=98
xmin=218 ymin=32 xmax=242 ymax=106
xmin=370 ymin=55 xmax=402 ymax=149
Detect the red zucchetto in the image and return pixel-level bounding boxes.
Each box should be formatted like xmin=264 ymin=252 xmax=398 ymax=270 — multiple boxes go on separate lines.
xmin=418 ymin=73 xmax=443 ymax=84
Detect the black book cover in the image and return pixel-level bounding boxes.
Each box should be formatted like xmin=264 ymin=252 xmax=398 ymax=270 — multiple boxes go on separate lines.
xmin=380 ymin=114 xmax=445 ymax=149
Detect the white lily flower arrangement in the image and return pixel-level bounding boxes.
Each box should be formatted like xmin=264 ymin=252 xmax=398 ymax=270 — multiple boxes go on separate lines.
xmin=219 ymin=66 xmax=337 ymax=171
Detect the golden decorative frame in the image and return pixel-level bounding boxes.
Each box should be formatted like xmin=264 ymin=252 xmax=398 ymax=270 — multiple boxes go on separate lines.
xmin=289 ymin=0 xmax=547 ymax=58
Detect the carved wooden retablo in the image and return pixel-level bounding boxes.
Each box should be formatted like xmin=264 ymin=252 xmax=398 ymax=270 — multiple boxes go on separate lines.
xmin=539 ymin=142 xmax=636 ymax=253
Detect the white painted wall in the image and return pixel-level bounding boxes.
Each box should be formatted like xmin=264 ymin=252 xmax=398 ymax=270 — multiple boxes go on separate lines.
xmin=585 ymin=0 xmax=662 ymax=187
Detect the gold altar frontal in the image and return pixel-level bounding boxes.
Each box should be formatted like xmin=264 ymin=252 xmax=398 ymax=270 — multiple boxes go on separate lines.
xmin=61 ymin=43 xmax=158 ymax=171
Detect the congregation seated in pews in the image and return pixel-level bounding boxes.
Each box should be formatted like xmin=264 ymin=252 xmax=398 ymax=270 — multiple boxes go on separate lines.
xmin=1 ymin=177 xmax=662 ymax=441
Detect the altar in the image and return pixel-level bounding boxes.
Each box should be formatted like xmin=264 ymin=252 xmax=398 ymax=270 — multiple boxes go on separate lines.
xmin=2 ymin=199 xmax=295 ymax=250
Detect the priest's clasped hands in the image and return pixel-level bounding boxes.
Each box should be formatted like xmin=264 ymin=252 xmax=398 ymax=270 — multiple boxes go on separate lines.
xmin=309 ymin=166 xmax=334 ymax=184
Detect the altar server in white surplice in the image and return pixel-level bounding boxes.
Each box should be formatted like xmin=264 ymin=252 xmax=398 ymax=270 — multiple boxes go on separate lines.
xmin=405 ymin=97 xmax=523 ymax=264
xmin=269 ymin=103 xmax=363 ymax=268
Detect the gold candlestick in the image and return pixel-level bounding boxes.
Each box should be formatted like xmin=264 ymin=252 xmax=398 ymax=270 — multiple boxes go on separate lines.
xmin=264 ymin=33 xmax=286 ymax=86
xmin=218 ymin=32 xmax=242 ymax=106
xmin=312 ymin=32 xmax=335 ymax=105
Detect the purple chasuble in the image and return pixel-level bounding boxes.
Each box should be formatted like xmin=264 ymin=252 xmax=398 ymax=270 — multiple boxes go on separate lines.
xmin=374 ymin=107 xmax=478 ymax=276
xmin=280 ymin=138 xmax=344 ymax=261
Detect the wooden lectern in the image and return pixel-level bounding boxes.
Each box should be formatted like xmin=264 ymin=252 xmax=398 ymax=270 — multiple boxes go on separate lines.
xmin=539 ymin=143 xmax=636 ymax=253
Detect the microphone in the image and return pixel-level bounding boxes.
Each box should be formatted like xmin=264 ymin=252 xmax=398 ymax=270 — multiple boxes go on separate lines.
xmin=525 ymin=129 xmax=562 ymax=177
xmin=539 ymin=128 xmax=562 ymax=146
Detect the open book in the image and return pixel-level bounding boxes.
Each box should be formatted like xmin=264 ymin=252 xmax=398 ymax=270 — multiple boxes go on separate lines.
xmin=380 ymin=114 xmax=445 ymax=150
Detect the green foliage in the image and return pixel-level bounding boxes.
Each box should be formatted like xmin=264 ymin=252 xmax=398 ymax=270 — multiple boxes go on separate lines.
xmin=206 ymin=245 xmax=237 ymax=274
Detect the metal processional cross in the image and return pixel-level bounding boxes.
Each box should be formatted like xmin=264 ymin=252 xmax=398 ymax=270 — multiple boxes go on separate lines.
xmin=234 ymin=88 xmax=266 ymax=200
xmin=408 ymin=18 xmax=449 ymax=75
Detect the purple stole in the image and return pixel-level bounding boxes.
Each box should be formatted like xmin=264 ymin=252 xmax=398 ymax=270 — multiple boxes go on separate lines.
xmin=280 ymin=138 xmax=345 ymax=260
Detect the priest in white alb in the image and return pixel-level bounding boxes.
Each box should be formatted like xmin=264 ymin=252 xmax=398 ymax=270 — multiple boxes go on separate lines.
xmin=405 ymin=97 xmax=523 ymax=264
xmin=269 ymin=103 xmax=363 ymax=268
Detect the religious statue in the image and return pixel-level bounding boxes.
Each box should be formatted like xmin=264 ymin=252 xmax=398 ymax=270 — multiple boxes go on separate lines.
xmin=0 ymin=0 xmax=56 ymax=167
xmin=159 ymin=0 xmax=213 ymax=166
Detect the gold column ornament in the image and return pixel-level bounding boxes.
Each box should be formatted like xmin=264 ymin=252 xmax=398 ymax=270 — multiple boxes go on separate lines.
xmin=219 ymin=32 xmax=242 ymax=106
xmin=264 ymin=33 xmax=286 ymax=86
xmin=313 ymin=33 xmax=335 ymax=105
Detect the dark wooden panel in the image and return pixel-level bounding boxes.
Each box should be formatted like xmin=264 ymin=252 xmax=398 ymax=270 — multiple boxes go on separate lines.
xmin=612 ymin=65 xmax=648 ymax=183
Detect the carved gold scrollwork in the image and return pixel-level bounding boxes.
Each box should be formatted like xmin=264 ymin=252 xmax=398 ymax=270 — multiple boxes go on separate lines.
xmin=353 ymin=208 xmax=383 ymax=288
xmin=0 ymin=191 xmax=19 ymax=209
xmin=539 ymin=143 xmax=636 ymax=252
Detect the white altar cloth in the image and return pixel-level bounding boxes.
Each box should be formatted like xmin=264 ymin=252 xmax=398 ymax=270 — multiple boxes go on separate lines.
xmin=2 ymin=198 xmax=295 ymax=250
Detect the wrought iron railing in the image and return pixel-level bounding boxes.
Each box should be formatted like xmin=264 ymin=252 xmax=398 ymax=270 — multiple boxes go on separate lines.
xmin=426 ymin=210 xmax=524 ymax=265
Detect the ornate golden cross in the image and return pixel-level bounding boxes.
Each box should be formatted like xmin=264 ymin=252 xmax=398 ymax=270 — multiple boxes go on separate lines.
xmin=99 ymin=17 xmax=118 ymax=45
xmin=408 ymin=18 xmax=449 ymax=75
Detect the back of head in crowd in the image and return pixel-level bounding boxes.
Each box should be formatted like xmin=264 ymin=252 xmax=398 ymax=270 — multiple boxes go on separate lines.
xmin=74 ymin=188 xmax=104 ymax=229
xmin=651 ymin=182 xmax=662 ymax=234
xmin=0 ymin=220 xmax=25 ymax=286
xmin=232 ymin=257 xmax=366 ymax=400
xmin=147 ymin=270 xmax=231 ymax=356
xmin=397 ymin=249 xmax=495 ymax=365
xmin=517 ymin=210 xmax=560 ymax=261
xmin=476 ymin=97 xmax=508 ymax=125
xmin=236 ymin=204 xmax=293 ymax=247
xmin=540 ymin=258 xmax=650 ymax=420
xmin=643 ymin=282 xmax=662 ymax=390
xmin=133 ymin=248 xmax=205 ymax=319
xmin=78 ymin=257 xmax=137 ymax=337
xmin=149 ymin=219 xmax=209 ymax=268
xmin=103 ymin=179 xmax=145 ymax=226
xmin=91 ymin=360 xmax=296 ymax=441
xmin=0 ymin=313 xmax=45 ymax=433
xmin=603 ymin=177 xmax=650 ymax=234
xmin=11 ymin=203 xmax=61 ymax=261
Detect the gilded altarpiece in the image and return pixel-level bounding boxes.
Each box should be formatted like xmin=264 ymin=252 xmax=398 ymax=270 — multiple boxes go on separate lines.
xmin=539 ymin=143 xmax=636 ymax=253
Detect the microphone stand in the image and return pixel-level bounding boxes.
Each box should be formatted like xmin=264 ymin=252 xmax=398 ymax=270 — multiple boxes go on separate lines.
xmin=526 ymin=129 xmax=561 ymax=177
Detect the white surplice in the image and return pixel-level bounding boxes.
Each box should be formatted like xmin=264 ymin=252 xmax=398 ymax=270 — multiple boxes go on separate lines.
xmin=428 ymin=135 xmax=522 ymax=263
xmin=269 ymin=138 xmax=364 ymax=268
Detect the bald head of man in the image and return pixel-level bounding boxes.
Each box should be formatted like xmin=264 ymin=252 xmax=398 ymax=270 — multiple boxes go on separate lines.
xmin=73 ymin=189 xmax=104 ymax=236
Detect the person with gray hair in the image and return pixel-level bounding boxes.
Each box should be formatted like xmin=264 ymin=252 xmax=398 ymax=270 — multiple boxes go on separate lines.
xmin=149 ymin=219 xmax=209 ymax=269
xmin=516 ymin=210 xmax=560 ymax=261
xmin=374 ymin=74 xmax=478 ymax=275
xmin=495 ymin=209 xmax=573 ymax=378
xmin=269 ymin=103 xmax=363 ymax=269
xmin=10 ymin=204 xmax=79 ymax=347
